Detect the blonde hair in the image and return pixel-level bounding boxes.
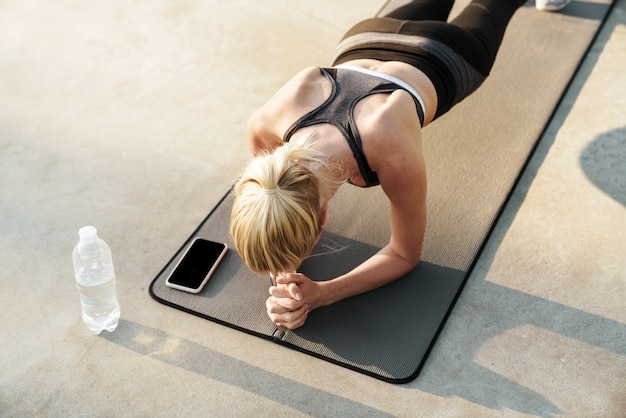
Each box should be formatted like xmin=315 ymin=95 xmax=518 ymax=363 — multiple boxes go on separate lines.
xmin=230 ymin=135 xmax=328 ymax=274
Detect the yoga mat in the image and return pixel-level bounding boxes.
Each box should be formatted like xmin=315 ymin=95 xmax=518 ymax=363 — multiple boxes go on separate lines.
xmin=150 ymin=0 xmax=614 ymax=383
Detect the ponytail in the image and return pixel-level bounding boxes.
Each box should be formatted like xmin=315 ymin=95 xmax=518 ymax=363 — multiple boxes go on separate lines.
xmin=230 ymin=134 xmax=327 ymax=274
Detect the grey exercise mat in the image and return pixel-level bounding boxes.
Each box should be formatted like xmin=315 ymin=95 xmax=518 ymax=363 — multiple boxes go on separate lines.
xmin=150 ymin=0 xmax=614 ymax=383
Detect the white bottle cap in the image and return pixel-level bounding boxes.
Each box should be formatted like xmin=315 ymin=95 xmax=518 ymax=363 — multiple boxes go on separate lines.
xmin=79 ymin=226 xmax=98 ymax=244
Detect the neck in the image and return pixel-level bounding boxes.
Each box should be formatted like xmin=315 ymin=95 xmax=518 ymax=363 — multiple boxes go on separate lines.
xmin=289 ymin=129 xmax=352 ymax=205
xmin=300 ymin=158 xmax=346 ymax=209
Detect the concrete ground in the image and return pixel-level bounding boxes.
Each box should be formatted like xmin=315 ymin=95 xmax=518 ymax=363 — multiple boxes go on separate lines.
xmin=1 ymin=0 xmax=625 ymax=416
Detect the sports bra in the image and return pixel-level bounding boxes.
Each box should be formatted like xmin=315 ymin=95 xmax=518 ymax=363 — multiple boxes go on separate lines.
xmin=283 ymin=66 xmax=425 ymax=187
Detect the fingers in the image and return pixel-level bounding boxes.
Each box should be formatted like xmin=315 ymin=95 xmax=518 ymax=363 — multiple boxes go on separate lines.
xmin=270 ymin=284 xmax=302 ymax=303
xmin=275 ymin=272 xmax=301 ymax=285
xmin=275 ymin=272 xmax=308 ymax=301
xmin=267 ymin=292 xmax=305 ymax=313
xmin=266 ymin=273 xmax=313 ymax=329
xmin=266 ymin=297 xmax=310 ymax=330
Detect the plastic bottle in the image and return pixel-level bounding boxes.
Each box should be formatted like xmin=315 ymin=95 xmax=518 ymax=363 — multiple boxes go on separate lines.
xmin=72 ymin=226 xmax=120 ymax=334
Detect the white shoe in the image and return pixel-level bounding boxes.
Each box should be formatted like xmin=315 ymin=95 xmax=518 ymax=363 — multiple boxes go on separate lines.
xmin=536 ymin=0 xmax=572 ymax=11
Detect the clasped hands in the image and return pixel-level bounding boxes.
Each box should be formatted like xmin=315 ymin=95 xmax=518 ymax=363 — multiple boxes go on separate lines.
xmin=266 ymin=272 xmax=320 ymax=330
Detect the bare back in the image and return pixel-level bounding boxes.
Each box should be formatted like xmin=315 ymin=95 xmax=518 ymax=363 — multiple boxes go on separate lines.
xmin=248 ymin=59 xmax=432 ymax=269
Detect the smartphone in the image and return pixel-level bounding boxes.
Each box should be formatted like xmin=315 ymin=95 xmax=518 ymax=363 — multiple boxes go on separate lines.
xmin=165 ymin=238 xmax=228 ymax=293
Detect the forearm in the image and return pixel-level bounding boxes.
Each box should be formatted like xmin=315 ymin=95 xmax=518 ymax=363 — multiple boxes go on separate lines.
xmin=317 ymin=244 xmax=418 ymax=308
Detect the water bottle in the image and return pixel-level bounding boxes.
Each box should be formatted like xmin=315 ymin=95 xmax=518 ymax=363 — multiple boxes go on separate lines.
xmin=72 ymin=226 xmax=120 ymax=334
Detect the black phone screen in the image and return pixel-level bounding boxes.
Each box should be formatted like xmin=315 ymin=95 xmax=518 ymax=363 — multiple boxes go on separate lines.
xmin=166 ymin=239 xmax=227 ymax=289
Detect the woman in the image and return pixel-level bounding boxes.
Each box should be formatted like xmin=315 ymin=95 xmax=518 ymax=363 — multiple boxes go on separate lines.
xmin=230 ymin=0 xmax=529 ymax=329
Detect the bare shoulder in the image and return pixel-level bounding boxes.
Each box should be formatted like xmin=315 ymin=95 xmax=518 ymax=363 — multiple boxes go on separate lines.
xmin=361 ymin=90 xmax=425 ymax=179
xmin=248 ymin=67 xmax=326 ymax=153
xmin=258 ymin=66 xmax=323 ymax=111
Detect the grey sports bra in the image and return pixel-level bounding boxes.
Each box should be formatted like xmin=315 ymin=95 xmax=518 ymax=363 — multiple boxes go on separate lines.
xmin=283 ymin=66 xmax=425 ymax=187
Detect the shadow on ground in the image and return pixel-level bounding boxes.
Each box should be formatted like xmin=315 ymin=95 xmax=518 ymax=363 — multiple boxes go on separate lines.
xmin=581 ymin=126 xmax=626 ymax=207
xmin=102 ymin=320 xmax=395 ymax=418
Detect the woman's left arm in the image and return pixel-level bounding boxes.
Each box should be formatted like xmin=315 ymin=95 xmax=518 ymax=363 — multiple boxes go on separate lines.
xmin=311 ymin=112 xmax=427 ymax=308
xmin=272 ymin=96 xmax=427 ymax=317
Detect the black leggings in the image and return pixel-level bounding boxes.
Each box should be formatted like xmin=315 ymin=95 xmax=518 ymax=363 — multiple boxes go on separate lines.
xmin=332 ymin=0 xmax=527 ymax=119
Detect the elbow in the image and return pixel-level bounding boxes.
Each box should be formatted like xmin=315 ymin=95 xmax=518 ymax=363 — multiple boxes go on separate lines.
xmin=399 ymin=249 xmax=421 ymax=269
xmin=386 ymin=244 xmax=421 ymax=274
xmin=405 ymin=254 xmax=421 ymax=272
